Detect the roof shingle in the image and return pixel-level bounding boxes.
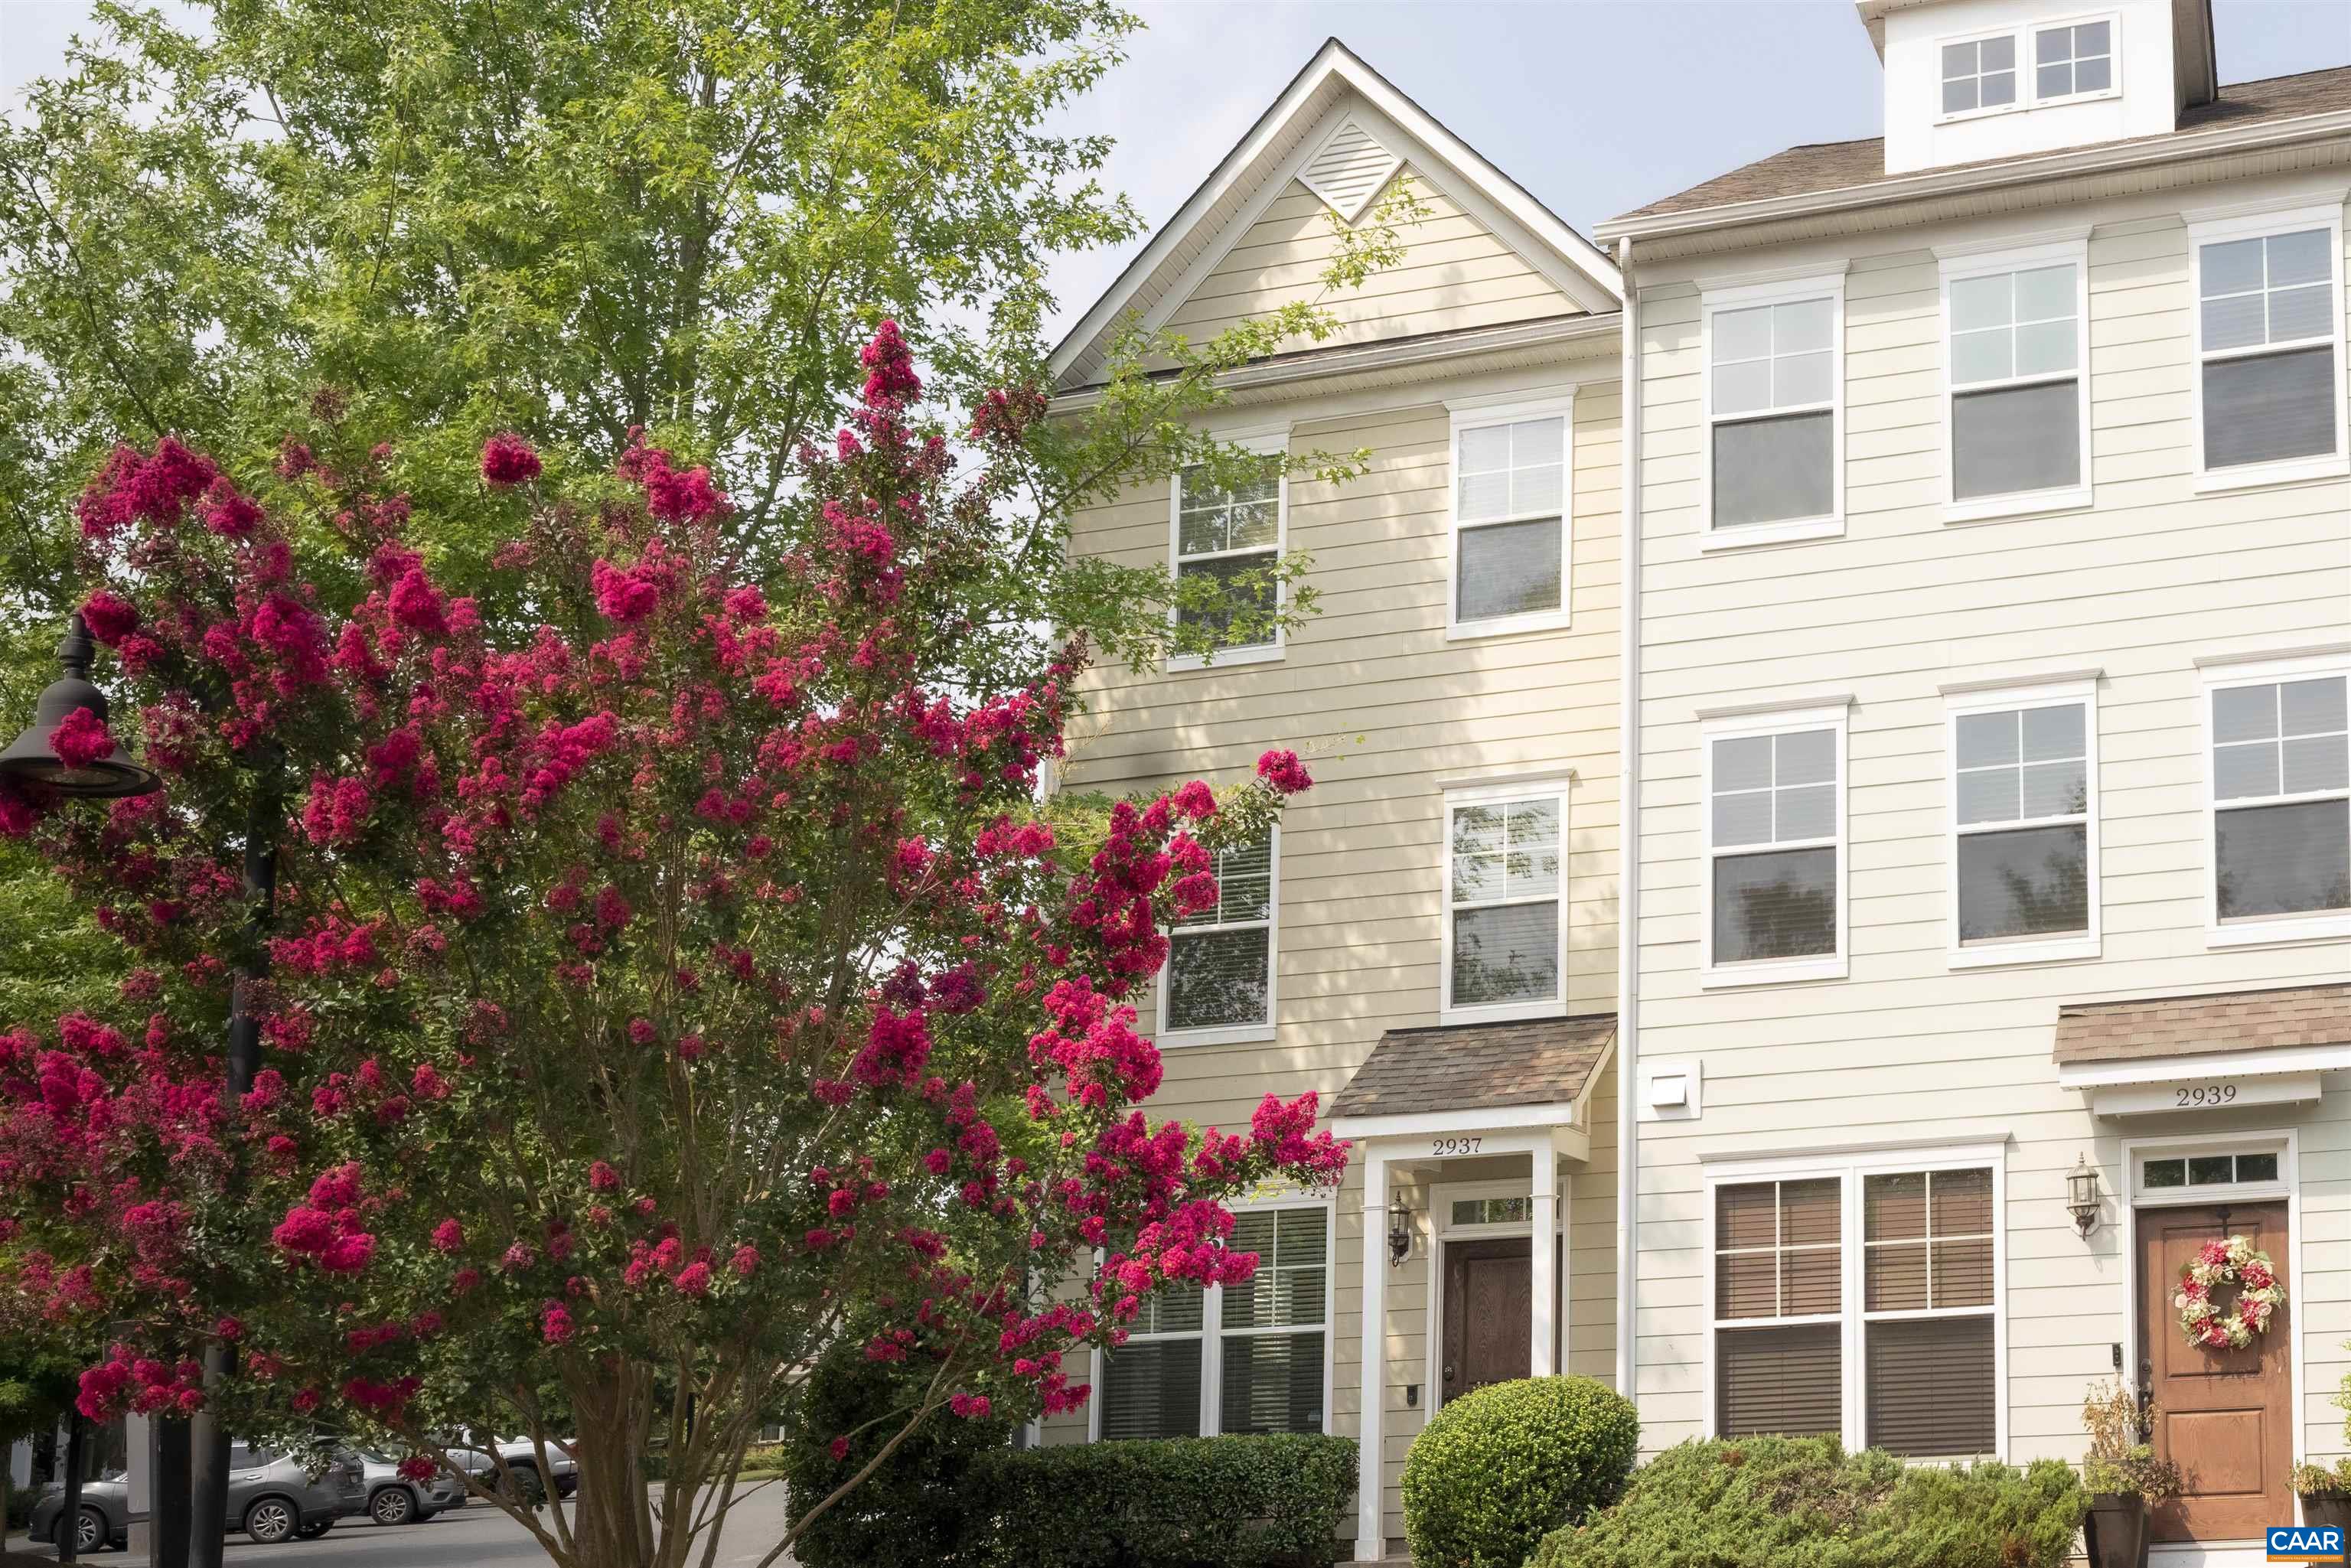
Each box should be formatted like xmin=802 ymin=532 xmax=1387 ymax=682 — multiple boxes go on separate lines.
xmin=2053 ymin=982 xmax=2351 ymax=1067
xmin=1613 ymin=65 xmax=2351 ymax=223
xmin=1330 ymin=1013 xmax=1616 ymax=1120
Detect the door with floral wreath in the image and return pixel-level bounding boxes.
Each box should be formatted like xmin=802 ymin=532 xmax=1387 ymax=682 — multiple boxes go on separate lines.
xmin=2137 ymin=1202 xmax=2291 ymax=1541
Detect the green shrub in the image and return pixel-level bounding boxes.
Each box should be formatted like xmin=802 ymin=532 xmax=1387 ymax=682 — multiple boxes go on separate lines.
xmin=783 ymin=1351 xmax=1013 ymax=1568
xmin=967 ymin=1433 xmax=1355 ymax=1568
xmin=1400 ymin=1376 xmax=1639 ymax=1568
xmin=1528 ymin=1436 xmax=2087 ymax=1568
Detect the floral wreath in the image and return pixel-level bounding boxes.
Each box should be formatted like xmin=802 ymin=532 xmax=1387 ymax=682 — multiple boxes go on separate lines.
xmin=2175 ymin=1235 xmax=2283 ymax=1350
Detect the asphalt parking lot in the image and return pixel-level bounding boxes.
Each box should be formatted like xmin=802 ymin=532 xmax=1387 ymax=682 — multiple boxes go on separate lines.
xmin=6 ymin=1483 xmax=795 ymax=1568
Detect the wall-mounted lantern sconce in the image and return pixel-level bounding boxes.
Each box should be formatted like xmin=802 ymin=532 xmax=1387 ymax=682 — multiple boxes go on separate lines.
xmin=2067 ymin=1155 xmax=2101 ymax=1238
xmin=1387 ymin=1205 xmax=1415 ymax=1269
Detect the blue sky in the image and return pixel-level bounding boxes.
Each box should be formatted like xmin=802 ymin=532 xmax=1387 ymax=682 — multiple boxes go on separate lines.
xmin=6 ymin=0 xmax=2346 ymax=337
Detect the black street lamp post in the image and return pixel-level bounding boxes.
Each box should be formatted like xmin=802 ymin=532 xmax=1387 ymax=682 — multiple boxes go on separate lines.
xmin=3 ymin=612 xmax=269 ymax=1568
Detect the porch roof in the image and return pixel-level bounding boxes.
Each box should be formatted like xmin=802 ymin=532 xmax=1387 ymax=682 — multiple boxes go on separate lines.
xmin=1329 ymin=1012 xmax=1616 ymax=1120
xmin=2053 ymin=982 xmax=2351 ymax=1068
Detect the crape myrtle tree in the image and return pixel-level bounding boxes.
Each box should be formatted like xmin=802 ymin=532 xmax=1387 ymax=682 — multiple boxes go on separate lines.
xmin=0 ymin=324 xmax=1350 ymax=1568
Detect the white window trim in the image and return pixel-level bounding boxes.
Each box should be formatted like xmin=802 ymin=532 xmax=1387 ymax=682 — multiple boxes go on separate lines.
xmin=1934 ymin=23 xmax=2027 ymax=126
xmin=1698 ymin=272 xmax=1847 ymax=549
xmin=1945 ymin=676 xmax=2102 ymax=969
xmin=1700 ymin=1143 xmax=2008 ymax=1461
xmin=1167 ymin=428 xmax=1291 ymax=673
xmin=2199 ymin=650 xmax=2351 ymax=947
xmin=1938 ymin=238 xmax=2094 ymax=523
xmin=1700 ymin=701 xmax=1850 ymax=988
xmin=2118 ymin=1129 xmax=2306 ymax=1471
xmin=1440 ymin=777 xmax=1572 ymax=1025
xmin=1156 ymin=822 xmax=1280 ymax=1048
xmin=1087 ymin=1196 xmax=1334 ymax=1442
xmin=2025 ymin=12 xmax=2123 ymax=109
xmin=2186 ymin=203 xmax=2350 ymax=495
xmin=1444 ymin=390 xmax=1577 ymax=641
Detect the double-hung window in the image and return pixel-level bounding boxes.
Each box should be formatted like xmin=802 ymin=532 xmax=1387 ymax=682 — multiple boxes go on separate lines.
xmin=1216 ymin=1207 xmax=1329 ymax=1435
xmin=1703 ymin=704 xmax=1847 ymax=984
xmin=1170 ymin=451 xmax=1285 ymax=666
xmin=1704 ymin=275 xmax=1842 ymax=544
xmin=2031 ymin=18 xmax=2115 ymax=104
xmin=1714 ymin=1178 xmax=1842 ymax=1439
xmin=1942 ymin=241 xmax=2089 ymax=515
xmin=2190 ymin=207 xmax=2347 ymax=487
xmin=2205 ymin=654 xmax=2349 ymax=943
xmin=1448 ymin=396 xmax=1571 ymax=635
xmin=1947 ymin=680 xmax=2098 ymax=965
xmin=1096 ymin=1202 xmax=1330 ymax=1441
xmin=1160 ymin=828 xmax=1276 ymax=1041
xmin=1098 ymin=1283 xmax=1205 ymax=1440
xmin=1443 ymin=784 xmax=1567 ymax=1021
xmin=1712 ymin=1152 xmax=2002 ymax=1459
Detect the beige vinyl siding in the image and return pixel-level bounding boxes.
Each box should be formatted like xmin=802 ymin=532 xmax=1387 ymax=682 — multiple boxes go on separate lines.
xmin=1154 ymin=171 xmax=1580 ymax=362
xmin=1632 ymin=181 xmax=2351 ymax=1462
xmin=1045 ymin=354 xmax=1623 ymax=1544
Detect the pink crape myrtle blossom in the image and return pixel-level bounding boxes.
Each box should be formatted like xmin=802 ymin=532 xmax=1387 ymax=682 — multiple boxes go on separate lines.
xmin=0 ymin=322 xmax=1345 ymax=1568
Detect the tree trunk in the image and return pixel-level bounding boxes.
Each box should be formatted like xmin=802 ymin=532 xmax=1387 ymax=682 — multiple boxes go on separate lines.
xmin=566 ymin=1365 xmax=660 ymax=1568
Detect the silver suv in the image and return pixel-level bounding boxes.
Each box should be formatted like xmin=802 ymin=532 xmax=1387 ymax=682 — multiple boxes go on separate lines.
xmin=352 ymin=1448 xmax=466 ymax=1524
xmin=28 ymin=1444 xmax=362 ymax=1547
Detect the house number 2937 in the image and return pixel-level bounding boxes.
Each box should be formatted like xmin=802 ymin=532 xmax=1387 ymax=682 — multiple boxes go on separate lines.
xmin=1432 ymin=1136 xmax=1482 ymax=1156
xmin=2175 ymin=1084 xmax=2238 ymax=1108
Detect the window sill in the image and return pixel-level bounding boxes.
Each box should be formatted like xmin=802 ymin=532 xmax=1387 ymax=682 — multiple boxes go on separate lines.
xmin=1446 ymin=609 xmax=1572 ymax=642
xmin=1697 ymin=515 xmax=1844 ymax=553
xmin=1941 ymin=486 xmax=2092 ymax=526
xmin=1935 ymin=102 xmax=2025 ymax=127
xmin=2191 ymin=453 xmax=2349 ymax=495
xmin=1948 ymin=934 xmax=2099 ymax=970
xmin=2207 ymin=912 xmax=2351 ymax=949
xmin=1440 ymin=999 xmax=1567 ymax=1028
xmin=1700 ymin=954 xmax=1847 ymax=989
xmin=1157 ymin=1023 xmax=1278 ymax=1048
xmin=2033 ymin=86 xmax=2121 ymax=111
xmin=1166 ymin=643 xmax=1283 ymax=673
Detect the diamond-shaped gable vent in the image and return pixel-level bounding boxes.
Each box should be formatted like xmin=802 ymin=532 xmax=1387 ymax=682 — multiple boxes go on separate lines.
xmin=1299 ymin=119 xmax=1402 ymax=225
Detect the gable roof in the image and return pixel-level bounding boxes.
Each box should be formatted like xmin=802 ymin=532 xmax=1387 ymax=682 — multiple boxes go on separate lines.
xmin=1048 ymin=38 xmax=1622 ymax=393
xmin=1601 ymin=64 xmax=2351 ymax=235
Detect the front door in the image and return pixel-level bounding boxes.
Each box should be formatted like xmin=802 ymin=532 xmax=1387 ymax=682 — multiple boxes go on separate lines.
xmin=1442 ymin=1238 xmax=1530 ymax=1403
xmin=2137 ymin=1202 xmax=2291 ymax=1543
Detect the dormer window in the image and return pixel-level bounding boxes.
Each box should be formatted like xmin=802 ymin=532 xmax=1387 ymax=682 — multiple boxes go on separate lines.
xmin=1940 ymin=34 xmax=2017 ymax=117
xmin=2033 ymin=18 xmax=2114 ymax=104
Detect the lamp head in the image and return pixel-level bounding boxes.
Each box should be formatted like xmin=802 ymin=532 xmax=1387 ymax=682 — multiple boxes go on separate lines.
xmin=0 ymin=614 xmax=161 ymax=800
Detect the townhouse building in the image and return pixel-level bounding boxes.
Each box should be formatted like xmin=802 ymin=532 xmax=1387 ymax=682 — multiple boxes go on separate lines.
xmin=1596 ymin=4 xmax=2349 ymax=1560
xmin=1046 ymin=5 xmax=2350 ymax=1563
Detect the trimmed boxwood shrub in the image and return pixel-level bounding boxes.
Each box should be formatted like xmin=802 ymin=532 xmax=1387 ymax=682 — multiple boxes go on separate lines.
xmin=1528 ymin=1436 xmax=2088 ymax=1568
xmin=1400 ymin=1376 xmax=1639 ymax=1568
xmin=968 ymin=1433 xmax=1356 ymax=1568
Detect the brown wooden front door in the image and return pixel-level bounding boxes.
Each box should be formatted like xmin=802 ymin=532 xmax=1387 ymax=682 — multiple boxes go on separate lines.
xmin=2137 ymin=1202 xmax=2292 ymax=1543
xmin=1442 ymin=1238 xmax=1530 ymax=1403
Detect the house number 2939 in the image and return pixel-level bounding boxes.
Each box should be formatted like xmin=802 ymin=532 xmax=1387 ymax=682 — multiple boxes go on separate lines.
xmin=2175 ymin=1084 xmax=2238 ymax=1108
xmin=1432 ymin=1136 xmax=1482 ymax=1156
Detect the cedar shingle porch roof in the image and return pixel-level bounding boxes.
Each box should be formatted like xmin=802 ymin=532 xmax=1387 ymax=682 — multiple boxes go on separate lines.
xmin=1330 ymin=1013 xmax=1616 ymax=1120
xmin=2052 ymin=982 xmax=2351 ymax=1068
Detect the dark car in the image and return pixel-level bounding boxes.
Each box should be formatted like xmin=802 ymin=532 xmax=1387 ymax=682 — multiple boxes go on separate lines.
xmin=27 ymin=1444 xmax=363 ymax=1549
